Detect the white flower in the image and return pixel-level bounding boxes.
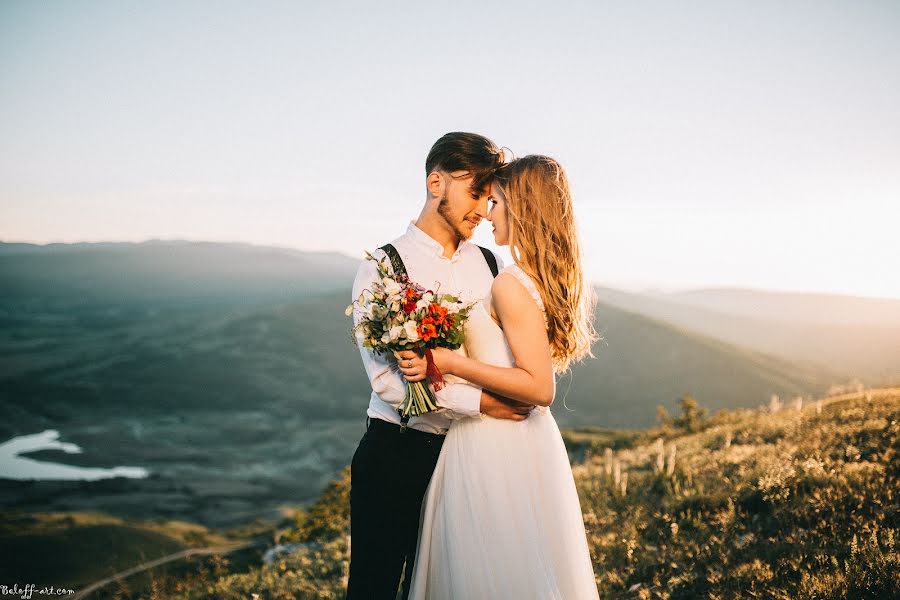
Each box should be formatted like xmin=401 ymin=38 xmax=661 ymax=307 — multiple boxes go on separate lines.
xmin=344 ymin=304 xmax=354 ymax=317
xmin=383 ymin=278 xmax=401 ymax=296
xmin=388 ymin=325 xmax=403 ymax=342
xmin=446 ymin=299 xmax=466 ymax=314
xmin=403 ymin=321 xmax=419 ymax=342
xmin=416 ymin=298 xmax=430 ymax=311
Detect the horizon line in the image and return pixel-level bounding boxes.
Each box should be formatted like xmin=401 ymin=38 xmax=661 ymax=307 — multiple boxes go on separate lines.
xmin=2 ymin=236 xmax=898 ymax=302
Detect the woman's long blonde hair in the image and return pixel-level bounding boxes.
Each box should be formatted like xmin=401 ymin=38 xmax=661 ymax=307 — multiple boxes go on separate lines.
xmin=495 ymin=155 xmax=599 ymax=372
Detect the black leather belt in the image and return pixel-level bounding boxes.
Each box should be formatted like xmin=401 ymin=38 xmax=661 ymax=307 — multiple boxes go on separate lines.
xmin=367 ymin=416 xmax=445 ymax=439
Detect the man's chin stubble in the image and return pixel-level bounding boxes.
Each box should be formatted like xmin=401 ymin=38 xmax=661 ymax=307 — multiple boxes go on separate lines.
xmin=437 ymin=197 xmax=474 ymax=243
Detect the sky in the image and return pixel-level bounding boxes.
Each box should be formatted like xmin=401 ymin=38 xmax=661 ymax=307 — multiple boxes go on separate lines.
xmin=2 ymin=0 xmax=899 ymax=298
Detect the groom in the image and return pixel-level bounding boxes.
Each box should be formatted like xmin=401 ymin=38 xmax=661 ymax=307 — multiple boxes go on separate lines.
xmin=346 ymin=132 xmax=534 ymax=599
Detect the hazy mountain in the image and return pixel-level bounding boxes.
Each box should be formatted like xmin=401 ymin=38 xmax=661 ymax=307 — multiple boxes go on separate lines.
xmin=0 ymin=239 xmax=360 ymax=310
xmin=0 ymin=241 xmax=145 ymax=256
xmin=0 ymin=287 xmax=371 ymax=525
xmin=0 ymin=240 xmax=856 ymax=526
xmin=1 ymin=240 xmax=369 ymax=524
xmin=666 ymin=287 xmax=900 ymax=327
xmin=595 ymin=287 xmax=900 ymax=384
xmin=560 ymin=302 xmax=834 ymax=428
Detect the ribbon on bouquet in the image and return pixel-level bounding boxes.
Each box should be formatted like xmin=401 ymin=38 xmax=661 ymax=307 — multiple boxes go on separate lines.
xmin=425 ymin=348 xmax=446 ymax=391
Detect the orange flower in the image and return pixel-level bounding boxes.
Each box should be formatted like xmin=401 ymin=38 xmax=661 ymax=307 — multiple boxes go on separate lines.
xmin=417 ymin=322 xmax=438 ymax=342
xmin=429 ymin=304 xmax=449 ymax=325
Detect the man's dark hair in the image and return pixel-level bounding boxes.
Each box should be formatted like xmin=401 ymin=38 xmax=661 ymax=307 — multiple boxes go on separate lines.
xmin=425 ymin=132 xmax=504 ymax=193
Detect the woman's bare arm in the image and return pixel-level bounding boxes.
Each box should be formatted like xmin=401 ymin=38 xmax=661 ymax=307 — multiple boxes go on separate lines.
xmin=400 ymin=272 xmax=555 ymax=407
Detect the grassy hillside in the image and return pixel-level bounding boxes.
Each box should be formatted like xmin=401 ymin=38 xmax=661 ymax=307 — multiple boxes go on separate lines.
xmin=0 ymin=509 xmax=266 ymax=594
xmin=108 ymin=387 xmax=897 ymax=600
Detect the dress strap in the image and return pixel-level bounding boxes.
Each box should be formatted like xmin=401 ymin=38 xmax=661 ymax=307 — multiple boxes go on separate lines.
xmin=501 ymin=264 xmax=548 ymax=325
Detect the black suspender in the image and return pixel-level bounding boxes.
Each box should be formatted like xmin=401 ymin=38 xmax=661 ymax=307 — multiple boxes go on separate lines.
xmin=378 ymin=242 xmax=499 ymax=429
xmin=478 ymin=245 xmax=499 ymax=278
xmin=378 ymin=243 xmax=500 ymax=279
xmin=380 ymin=243 xmax=408 ymax=280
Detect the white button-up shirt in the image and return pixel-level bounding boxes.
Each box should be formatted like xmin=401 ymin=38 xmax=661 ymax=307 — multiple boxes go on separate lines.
xmin=350 ymin=221 xmax=503 ymax=434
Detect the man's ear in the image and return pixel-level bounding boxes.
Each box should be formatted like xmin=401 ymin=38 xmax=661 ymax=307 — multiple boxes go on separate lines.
xmin=426 ymin=171 xmax=445 ymax=200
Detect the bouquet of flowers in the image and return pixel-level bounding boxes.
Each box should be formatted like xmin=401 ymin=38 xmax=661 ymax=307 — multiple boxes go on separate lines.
xmin=346 ymin=250 xmax=476 ymax=418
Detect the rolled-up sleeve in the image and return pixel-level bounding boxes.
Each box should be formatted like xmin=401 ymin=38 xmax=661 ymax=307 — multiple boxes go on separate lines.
xmin=351 ymin=256 xmax=406 ymax=409
xmin=434 ymin=380 xmax=483 ymax=419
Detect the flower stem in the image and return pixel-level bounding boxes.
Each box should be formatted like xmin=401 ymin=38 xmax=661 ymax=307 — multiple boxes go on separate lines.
xmin=400 ymin=380 xmax=440 ymax=418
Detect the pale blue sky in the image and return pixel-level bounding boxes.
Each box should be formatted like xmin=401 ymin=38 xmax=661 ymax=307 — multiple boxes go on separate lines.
xmin=2 ymin=1 xmax=899 ymax=297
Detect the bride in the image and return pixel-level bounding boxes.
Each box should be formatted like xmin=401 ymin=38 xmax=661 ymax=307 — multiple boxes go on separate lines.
xmin=398 ymin=155 xmax=601 ymax=599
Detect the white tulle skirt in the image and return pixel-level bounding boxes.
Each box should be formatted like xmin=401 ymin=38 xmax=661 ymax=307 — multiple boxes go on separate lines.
xmin=408 ymin=408 xmax=600 ymax=600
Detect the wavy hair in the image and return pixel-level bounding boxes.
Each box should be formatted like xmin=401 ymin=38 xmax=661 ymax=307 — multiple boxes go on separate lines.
xmin=494 ymin=155 xmax=599 ymax=372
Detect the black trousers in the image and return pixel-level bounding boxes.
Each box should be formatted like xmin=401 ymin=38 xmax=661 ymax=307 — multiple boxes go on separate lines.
xmin=346 ymin=417 xmax=445 ymax=600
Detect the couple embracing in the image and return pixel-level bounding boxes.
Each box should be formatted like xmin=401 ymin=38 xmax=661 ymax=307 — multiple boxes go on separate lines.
xmin=347 ymin=132 xmax=600 ymax=599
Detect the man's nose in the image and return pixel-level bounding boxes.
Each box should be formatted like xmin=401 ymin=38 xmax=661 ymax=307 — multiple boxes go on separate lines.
xmin=474 ymin=195 xmax=489 ymax=217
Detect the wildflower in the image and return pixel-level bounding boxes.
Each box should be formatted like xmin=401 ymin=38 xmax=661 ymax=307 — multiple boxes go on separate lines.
xmin=757 ymin=462 xmax=796 ymax=503
xmin=666 ymin=444 xmax=677 ymax=476
xmin=799 ymin=456 xmax=827 ymax=475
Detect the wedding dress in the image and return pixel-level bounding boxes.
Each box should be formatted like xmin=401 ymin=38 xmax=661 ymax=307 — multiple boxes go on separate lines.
xmin=408 ymin=264 xmax=600 ymax=600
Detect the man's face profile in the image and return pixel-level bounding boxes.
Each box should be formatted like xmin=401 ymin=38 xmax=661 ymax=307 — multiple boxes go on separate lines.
xmin=435 ymin=170 xmax=491 ymax=243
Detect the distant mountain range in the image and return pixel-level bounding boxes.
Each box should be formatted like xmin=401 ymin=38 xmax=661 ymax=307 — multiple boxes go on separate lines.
xmin=3 ymin=239 xmax=894 ymax=427
xmin=1 ymin=239 xmax=895 ymax=525
xmin=0 ymin=239 xmax=359 ymax=310
xmin=595 ymin=287 xmax=900 ymax=383
xmin=562 ymin=301 xmax=837 ymax=427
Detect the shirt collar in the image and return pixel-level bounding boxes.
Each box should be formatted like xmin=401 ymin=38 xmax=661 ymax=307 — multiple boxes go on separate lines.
xmin=406 ymin=220 xmax=469 ymax=261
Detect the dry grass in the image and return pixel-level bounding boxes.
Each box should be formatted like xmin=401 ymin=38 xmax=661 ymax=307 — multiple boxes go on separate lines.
xmin=152 ymin=389 xmax=898 ymax=599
